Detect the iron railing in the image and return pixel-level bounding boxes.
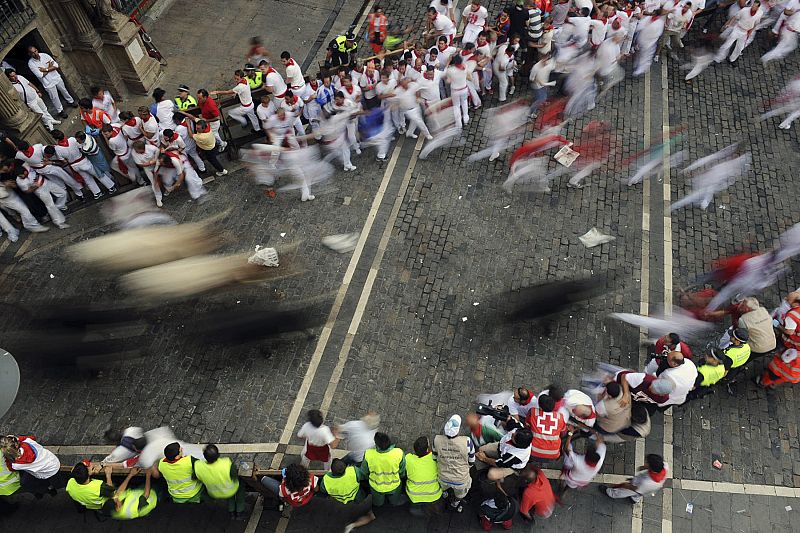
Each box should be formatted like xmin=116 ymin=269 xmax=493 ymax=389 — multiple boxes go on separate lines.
xmin=0 ymin=0 xmax=36 ymax=51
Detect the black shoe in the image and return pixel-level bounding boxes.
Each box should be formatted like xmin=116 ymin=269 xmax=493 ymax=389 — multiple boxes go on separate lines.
xmin=598 ymin=484 xmax=608 ymax=495
xmin=68 ymin=101 xmax=79 ymax=108
xmin=48 ymin=487 xmax=57 ymax=497
xmin=59 ymin=111 xmax=69 ymax=119
xmin=108 ymin=186 xmax=117 ymax=194
xmin=93 ymin=192 xmax=103 ymax=200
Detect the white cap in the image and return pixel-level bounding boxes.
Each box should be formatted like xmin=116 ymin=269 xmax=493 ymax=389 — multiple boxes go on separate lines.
xmin=444 ymin=414 xmax=461 ymax=437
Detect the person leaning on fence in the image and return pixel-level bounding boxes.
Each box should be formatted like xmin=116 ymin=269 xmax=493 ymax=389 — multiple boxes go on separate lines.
xmin=326 ymin=32 xmax=358 ymax=68
xmin=194 ymin=444 xmax=246 ymax=520
xmin=110 ymin=467 xmax=158 ymax=520
xmin=319 ymin=458 xmax=376 ymax=532
xmin=150 ymin=442 xmax=205 ymax=504
xmin=65 ymin=462 xmax=116 ymax=515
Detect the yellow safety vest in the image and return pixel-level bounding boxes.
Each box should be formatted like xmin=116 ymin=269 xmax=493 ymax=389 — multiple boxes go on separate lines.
xmin=335 ymin=35 xmax=357 ymax=53
xmin=364 ymin=447 xmax=403 ymax=493
xmin=111 ymin=488 xmax=158 ymax=520
xmin=404 ymin=453 xmax=442 ymax=503
xmin=175 ymin=95 xmax=197 ymax=110
xmin=323 ymin=467 xmax=360 ymax=504
xmin=194 ymin=458 xmax=239 ymax=499
xmin=158 ymin=456 xmax=203 ymax=500
xmin=66 ymin=478 xmax=108 ymax=510
xmin=0 ymin=460 xmax=21 ymax=496
xmin=247 ymin=71 xmax=263 ymax=89
xmin=697 ymin=363 xmax=726 ymax=387
xmin=725 ymin=344 xmax=751 ymax=368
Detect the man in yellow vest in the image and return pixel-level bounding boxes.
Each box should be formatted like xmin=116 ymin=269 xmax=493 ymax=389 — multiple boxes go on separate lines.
xmin=175 ymin=84 xmax=197 ymax=110
xmin=405 ymin=436 xmax=442 ymax=516
xmin=358 ymin=432 xmax=405 ymax=507
xmin=319 ymin=458 xmax=376 ymax=531
xmin=194 ymin=444 xmax=246 ymax=520
xmin=0 ymin=455 xmax=22 ymax=514
xmin=151 ymin=442 xmax=204 ymax=503
xmin=719 ymin=327 xmax=752 ymax=392
xmin=65 ymin=462 xmax=116 ymax=515
xmin=110 ymin=466 xmax=158 ymax=520
xmin=325 ymin=32 xmax=358 ymax=68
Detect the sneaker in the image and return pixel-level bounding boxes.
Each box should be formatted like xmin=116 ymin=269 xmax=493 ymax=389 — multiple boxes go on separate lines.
xmin=108 ymin=186 xmax=117 ymax=194
xmin=301 ymin=195 xmax=316 ymax=202
xmin=93 ymin=192 xmax=103 ymax=200
xmin=57 ymin=223 xmax=70 ymax=230
xmin=344 ymin=524 xmax=356 ymax=533
xmin=59 ymin=111 xmax=69 ymax=119
xmin=598 ymin=484 xmax=609 ymax=495
xmin=156 ymin=199 xmax=163 ymax=207
xmin=406 ymin=132 xmax=418 ymax=139
xmin=215 ymin=169 xmax=228 ymax=177
xmin=779 ymin=122 xmax=792 ymax=130
xmin=6 ymin=231 xmax=19 ymax=242
xmin=567 ymin=182 xmax=586 ymax=189
xmin=509 ymin=86 xmax=516 ymax=95
xmin=489 ymin=152 xmax=500 ymax=162
xmin=377 ymin=155 xmax=386 ymax=161
xmin=59 ymin=205 xmax=69 ymax=212
xmin=219 ymin=141 xmax=228 ymax=151
xmin=425 ymin=134 xmax=433 ymax=140
xmin=52 ymin=119 xmax=61 ymax=125
xmin=355 ymin=147 xmax=362 ymax=155
xmin=654 ymin=55 xmax=660 ymax=62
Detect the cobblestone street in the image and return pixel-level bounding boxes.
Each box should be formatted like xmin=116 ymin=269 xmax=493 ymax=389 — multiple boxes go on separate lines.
xmin=1 ymin=0 xmax=800 ymax=531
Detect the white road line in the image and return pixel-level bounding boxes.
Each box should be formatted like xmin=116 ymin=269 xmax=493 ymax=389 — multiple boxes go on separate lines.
xmin=319 ymin=135 xmax=425 ymax=414
xmin=632 ymin=68 xmax=654 ymax=533
xmin=660 ymin=58 xmax=675 ymax=533
xmin=272 ymin=139 xmax=406 ymax=466
xmin=244 ymin=496 xmax=264 ymax=533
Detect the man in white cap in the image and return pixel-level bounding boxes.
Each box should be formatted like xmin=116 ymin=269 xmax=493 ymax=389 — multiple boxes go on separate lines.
xmin=432 ymin=414 xmax=474 ymax=512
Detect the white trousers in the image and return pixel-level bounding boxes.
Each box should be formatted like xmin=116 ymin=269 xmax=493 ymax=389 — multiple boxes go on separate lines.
xmin=0 ymin=193 xmax=43 ymax=230
xmin=715 ymin=26 xmax=750 ymax=63
xmin=26 ymin=96 xmax=58 ymax=130
xmin=762 ymin=28 xmax=798 ymax=63
xmin=73 ymin=160 xmax=115 ymax=194
xmin=498 ymin=71 xmax=513 ymax=102
xmin=111 ymin=154 xmax=140 ymax=183
xmin=403 ymin=107 xmax=431 ymax=137
xmin=229 ymin=104 xmax=261 ymax=130
xmin=185 ymin=143 xmax=206 ymax=171
xmin=605 ymin=487 xmax=644 ymax=503
xmin=451 ymin=88 xmax=469 ymax=126
xmin=39 ymin=165 xmax=84 ymax=197
xmin=44 ymin=80 xmax=74 ymax=113
xmin=467 ymin=78 xmax=482 ymax=107
xmin=462 ymin=26 xmax=481 ymax=45
xmin=33 ymin=180 xmax=66 ymax=226
xmin=0 ymin=210 xmax=20 ymax=239
xmin=209 ymin=120 xmax=224 ymax=146
xmin=634 ymin=38 xmax=659 ymax=76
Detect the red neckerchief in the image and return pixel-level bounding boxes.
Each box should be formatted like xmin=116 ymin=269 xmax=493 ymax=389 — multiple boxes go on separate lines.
xmin=287 ymin=96 xmax=297 ymax=105
xmin=198 ymin=123 xmax=211 ymax=133
xmin=518 ymin=389 xmax=534 ymax=405
xmin=57 ymin=139 xmax=69 ymax=147
xmin=110 ymin=127 xmax=122 ymax=138
xmin=310 ymin=80 xmax=319 ymax=90
xmin=167 ymin=132 xmax=179 ymax=142
xmin=22 ymin=146 xmax=34 ymax=157
xmin=648 ymin=468 xmax=667 ymax=483
xmin=345 ymin=86 xmax=354 ymax=94
xmin=125 ymin=117 xmax=138 ymax=127
xmin=472 ymin=424 xmax=483 ymax=438
xmin=239 ymin=79 xmax=248 ymax=85
xmin=455 ymin=63 xmax=466 ymax=70
xmin=285 ymin=58 xmax=296 ymax=67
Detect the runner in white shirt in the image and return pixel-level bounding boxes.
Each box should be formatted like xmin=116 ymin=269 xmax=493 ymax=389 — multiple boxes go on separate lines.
xmin=27 ymin=46 xmax=75 ymax=116
xmin=174 ymin=113 xmax=206 ymax=172
xmin=715 ymin=1 xmax=764 ymax=62
xmin=340 ymin=76 xmax=362 ymax=105
xmin=445 ymin=55 xmax=471 ymax=126
xmin=772 ymin=0 xmax=800 ymax=34
xmin=50 ymin=130 xmax=116 ymax=198
xmin=475 ymin=32 xmax=494 ymax=93
xmin=265 ymin=107 xmax=301 ymax=149
xmin=153 ymin=152 xmax=207 ymax=205
xmin=101 ymin=124 xmax=140 ymax=183
xmin=393 ymin=78 xmax=433 ymax=139
xmin=328 ymin=93 xmax=360 ymax=170
xmin=376 ymin=71 xmax=405 ymax=132
xmin=561 ymin=432 xmax=606 ymax=491
xmin=603 ymin=455 xmax=669 ymax=503
xmin=137 ymin=107 xmax=160 ymax=146
xmin=256 ymin=94 xmax=277 ymax=132
xmin=634 ymin=11 xmax=666 ymax=75
xmin=212 ymin=70 xmax=261 ymax=131
xmin=15 ymin=166 xmax=68 ymax=229
xmin=427 ymin=7 xmax=457 ymax=44
xmin=418 ymin=66 xmax=443 ymax=107
xmin=260 ymin=61 xmax=288 ymax=107
xmin=762 ymin=10 xmax=800 ymax=62
xmin=130 ymin=140 xmax=161 ymax=202
xmin=153 ymin=88 xmax=177 ymax=132
xmin=90 ymin=86 xmax=119 ymax=123
xmin=5 ymin=69 xmax=59 ymax=130
xmin=8 ymin=139 xmax=85 ymax=198
xmin=430 ymin=0 xmax=455 ymax=20
xmin=462 ymin=1 xmax=489 ymax=44
xmin=281 ymin=91 xmax=307 ymax=141
xmin=280 ymin=51 xmax=306 ymax=91
xmin=436 ymin=37 xmax=459 ymax=69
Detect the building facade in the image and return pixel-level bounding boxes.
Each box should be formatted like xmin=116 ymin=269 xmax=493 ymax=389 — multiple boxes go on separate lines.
xmin=0 ymin=0 xmax=162 ymax=143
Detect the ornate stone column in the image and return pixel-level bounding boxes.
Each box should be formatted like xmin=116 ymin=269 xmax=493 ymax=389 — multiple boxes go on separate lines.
xmin=96 ymin=10 xmax=162 ymax=95
xmin=0 ymin=75 xmax=52 ymax=145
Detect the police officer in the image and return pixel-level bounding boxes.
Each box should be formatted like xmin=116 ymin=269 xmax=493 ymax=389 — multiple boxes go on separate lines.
xmin=245 ymin=64 xmax=263 ymax=90
xmin=326 ymin=32 xmax=357 ymax=68
xmin=194 ymin=444 xmax=246 ymax=520
xmin=175 ymin=84 xmax=197 ymax=110
xmin=65 ymin=462 xmax=116 ymax=514
xmin=405 ymin=436 xmax=442 ymax=516
xmin=0 ymin=451 xmax=21 ymax=513
xmin=319 ymin=458 xmax=376 ymax=531
xmin=720 ymin=328 xmax=752 ymax=390
xmin=150 ymin=442 xmax=204 ymax=503
xmin=359 ymin=432 xmax=405 ymax=507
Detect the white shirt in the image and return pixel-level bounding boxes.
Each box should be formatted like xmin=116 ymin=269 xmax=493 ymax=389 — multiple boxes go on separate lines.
xmin=284 ymin=58 xmax=305 ymax=88
xmin=430 ymin=0 xmax=453 ymax=16
xmin=121 ymin=117 xmax=145 ymax=143
xmin=155 ymin=154 xmax=183 ymax=186
xmin=507 ymin=397 xmax=536 ymax=419
xmin=131 ymin=144 xmax=160 ymax=167
xmin=631 ymin=463 xmax=669 ymax=494
xmin=433 ymin=13 xmax=456 ymax=37
xmin=418 ymin=72 xmax=442 ymax=104
xmin=341 ymin=84 xmax=362 ymax=103
xmin=175 ymin=121 xmax=197 ymax=150
xmin=10 ymin=74 xmax=38 ymax=106
xmin=257 ymin=100 xmax=276 ymax=128
xmin=539 ymin=30 xmax=554 ymax=55
xmin=574 ymin=0 xmax=593 ymax=11
xmin=394 ymin=82 xmax=421 ymax=111
xmin=445 ymin=65 xmax=469 ymax=90
xmin=107 ymin=129 xmax=131 ymax=157
xmin=15 ymin=144 xmax=47 ymax=168
xmin=11 ymin=438 xmax=60 ymax=479
xmin=734 ymin=7 xmax=763 ymax=30
xmin=264 ymin=68 xmax=288 ymax=96
xmin=281 ymin=97 xmax=304 ymax=118
xmin=530 ymin=59 xmax=556 ymax=89
xmin=27 ymin=52 xmax=62 ymax=89
xmin=399 ymin=67 xmax=422 ymax=82
xmin=336 ymin=420 xmax=376 ymax=462
xmin=645 ymin=357 xmax=698 ymax=405
xmin=155 ymin=100 xmax=177 ymax=130
xmin=359 ymin=70 xmax=380 ymax=99
xmin=462 ymin=5 xmax=489 ymax=30
xmin=141 ymin=115 xmax=159 ymax=143
xmin=53 ymin=138 xmax=85 ymax=164
xmin=94 ymin=93 xmax=119 ymax=123
xmin=232 ymin=81 xmax=254 ymax=106
xmin=564 ymin=442 xmax=606 ymax=486
xmin=437 ymin=46 xmax=458 ymax=68
xmin=265 ymin=113 xmax=296 ymax=142
xmin=297 ymin=422 xmax=335 ymax=447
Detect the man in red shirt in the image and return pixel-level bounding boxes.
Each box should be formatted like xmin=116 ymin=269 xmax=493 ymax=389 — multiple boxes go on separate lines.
xmin=654 ymin=333 xmax=693 ymax=359
xmin=260 ymin=463 xmax=317 ymax=511
xmin=196 ymin=89 xmax=226 ymax=151
xmin=519 ymin=465 xmax=555 ymax=521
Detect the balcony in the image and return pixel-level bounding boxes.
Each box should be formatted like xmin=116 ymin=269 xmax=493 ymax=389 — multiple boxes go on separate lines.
xmin=0 ymin=0 xmax=35 ymax=51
